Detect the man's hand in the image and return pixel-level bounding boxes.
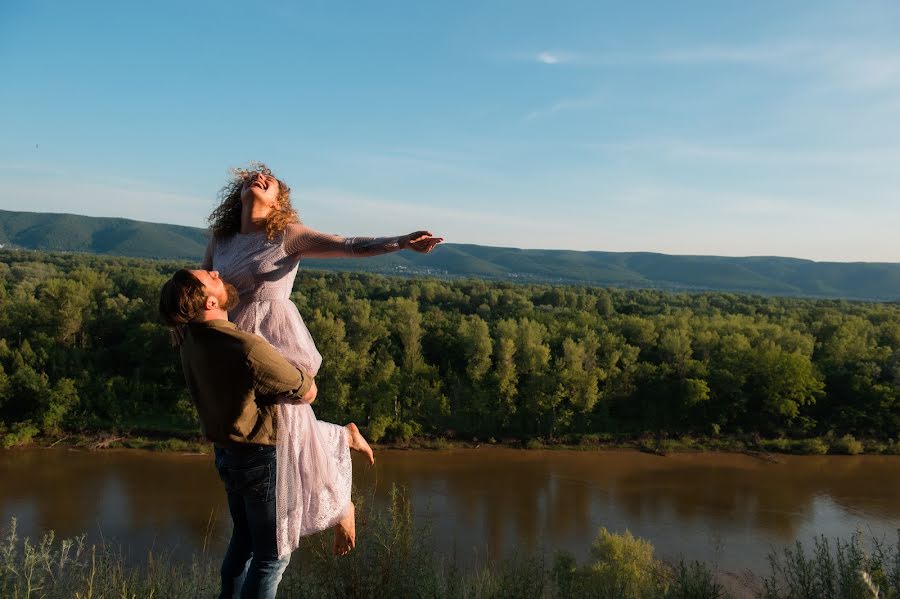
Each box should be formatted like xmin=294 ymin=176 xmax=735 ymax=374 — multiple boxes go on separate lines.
xmin=302 ymin=379 xmax=318 ymax=404
xmin=404 ymin=231 xmax=443 ymax=254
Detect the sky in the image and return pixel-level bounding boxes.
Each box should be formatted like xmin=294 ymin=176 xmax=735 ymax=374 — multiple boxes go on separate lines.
xmin=1 ymin=0 xmax=899 ymax=262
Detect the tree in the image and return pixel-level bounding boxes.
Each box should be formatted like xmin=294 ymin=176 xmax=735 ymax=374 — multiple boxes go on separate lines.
xmin=555 ymin=335 xmax=600 ymax=434
xmin=493 ymin=319 xmax=519 ymax=427
xmin=457 ymin=315 xmax=492 ymax=383
xmin=307 ymin=310 xmax=353 ymax=421
xmin=40 ymin=378 xmax=79 ymax=435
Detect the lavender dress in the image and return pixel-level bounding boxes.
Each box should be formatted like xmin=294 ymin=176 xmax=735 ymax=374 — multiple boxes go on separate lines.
xmin=210 ymin=231 xmax=352 ymax=558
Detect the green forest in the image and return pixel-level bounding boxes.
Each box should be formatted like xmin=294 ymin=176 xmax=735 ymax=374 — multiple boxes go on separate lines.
xmin=0 ymin=249 xmax=897 ymax=452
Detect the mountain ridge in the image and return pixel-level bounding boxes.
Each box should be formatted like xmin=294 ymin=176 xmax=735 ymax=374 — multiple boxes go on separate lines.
xmin=1 ymin=208 xmax=898 ymax=300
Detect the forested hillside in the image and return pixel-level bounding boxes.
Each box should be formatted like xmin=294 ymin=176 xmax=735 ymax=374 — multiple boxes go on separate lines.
xmin=2 ymin=209 xmax=900 ymax=300
xmin=0 ymin=249 xmax=897 ymax=450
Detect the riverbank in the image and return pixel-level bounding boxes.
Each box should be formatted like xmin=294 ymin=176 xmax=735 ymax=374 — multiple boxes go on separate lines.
xmin=5 ymin=428 xmax=899 ymax=457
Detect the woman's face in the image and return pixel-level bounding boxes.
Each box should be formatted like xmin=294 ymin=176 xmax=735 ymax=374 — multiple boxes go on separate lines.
xmin=239 ymin=171 xmax=281 ymax=208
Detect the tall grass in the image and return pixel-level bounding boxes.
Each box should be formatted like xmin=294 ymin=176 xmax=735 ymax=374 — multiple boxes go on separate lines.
xmin=2 ymin=486 xmax=894 ymax=598
xmin=759 ymin=532 xmax=900 ymax=599
xmin=0 ymin=518 xmax=219 ymax=598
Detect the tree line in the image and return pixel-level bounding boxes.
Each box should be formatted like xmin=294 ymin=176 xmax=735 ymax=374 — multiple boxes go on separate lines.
xmin=0 ymin=249 xmax=897 ymax=446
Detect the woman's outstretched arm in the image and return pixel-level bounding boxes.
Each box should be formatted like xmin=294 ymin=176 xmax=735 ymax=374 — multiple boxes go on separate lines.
xmin=284 ymin=223 xmax=442 ymax=259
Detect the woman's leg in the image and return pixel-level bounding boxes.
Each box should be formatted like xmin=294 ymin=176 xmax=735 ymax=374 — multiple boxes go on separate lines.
xmin=345 ymin=422 xmax=374 ymax=464
xmin=333 ymin=501 xmax=356 ymax=556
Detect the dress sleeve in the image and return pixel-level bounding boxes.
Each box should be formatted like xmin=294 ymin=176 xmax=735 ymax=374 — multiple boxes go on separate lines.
xmin=200 ymin=236 xmax=216 ymax=270
xmin=284 ymin=223 xmax=405 ymax=259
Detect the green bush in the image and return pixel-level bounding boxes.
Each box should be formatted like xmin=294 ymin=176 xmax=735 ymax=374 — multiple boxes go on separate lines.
xmin=798 ymin=438 xmax=829 ymax=455
xmin=1 ymin=421 xmax=39 ymax=448
xmin=832 ymin=434 xmax=864 ymax=455
xmin=366 ymin=415 xmax=393 ymax=443
xmin=583 ymin=527 xmax=666 ymax=598
xmin=386 ymin=420 xmax=420 ymax=443
xmin=761 ymin=437 xmax=791 ymax=453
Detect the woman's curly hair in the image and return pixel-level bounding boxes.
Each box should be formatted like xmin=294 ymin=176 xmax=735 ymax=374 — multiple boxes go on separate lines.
xmin=208 ymin=162 xmax=299 ymax=240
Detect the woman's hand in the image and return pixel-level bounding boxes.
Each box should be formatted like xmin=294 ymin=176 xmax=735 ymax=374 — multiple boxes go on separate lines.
xmin=302 ymin=379 xmax=318 ymax=404
xmin=404 ymin=231 xmax=443 ymax=254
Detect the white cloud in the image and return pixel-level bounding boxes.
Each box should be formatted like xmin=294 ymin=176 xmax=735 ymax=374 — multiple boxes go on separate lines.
xmin=536 ymin=51 xmax=563 ymax=64
xmin=514 ymin=39 xmax=900 ymax=93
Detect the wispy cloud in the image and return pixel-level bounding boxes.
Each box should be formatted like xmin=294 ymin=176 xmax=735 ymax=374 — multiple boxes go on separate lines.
xmin=505 ymin=50 xmax=577 ymax=65
xmin=657 ymin=41 xmax=900 ymax=92
xmin=515 ymin=40 xmax=900 ymax=92
xmin=589 ymin=138 xmax=900 ymax=168
xmin=535 ymin=51 xmax=568 ymax=65
xmin=525 ymin=92 xmax=603 ymax=121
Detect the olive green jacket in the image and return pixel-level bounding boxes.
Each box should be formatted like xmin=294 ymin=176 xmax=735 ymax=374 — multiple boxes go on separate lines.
xmin=179 ymin=319 xmax=313 ymax=447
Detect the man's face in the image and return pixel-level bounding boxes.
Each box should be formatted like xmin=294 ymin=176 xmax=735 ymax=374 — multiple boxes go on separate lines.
xmin=189 ymin=270 xmax=240 ymax=311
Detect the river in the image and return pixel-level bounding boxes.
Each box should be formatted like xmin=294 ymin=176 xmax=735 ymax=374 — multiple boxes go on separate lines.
xmin=1 ymin=447 xmax=897 ymax=578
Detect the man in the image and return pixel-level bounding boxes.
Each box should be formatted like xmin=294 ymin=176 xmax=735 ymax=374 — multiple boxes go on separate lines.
xmin=159 ymin=268 xmax=317 ymax=599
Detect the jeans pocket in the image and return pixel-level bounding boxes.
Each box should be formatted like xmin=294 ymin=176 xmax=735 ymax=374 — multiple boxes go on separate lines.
xmin=229 ymin=463 xmax=272 ymax=502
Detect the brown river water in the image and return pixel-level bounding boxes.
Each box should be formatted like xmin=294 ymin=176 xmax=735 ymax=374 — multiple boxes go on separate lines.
xmin=1 ymin=448 xmax=898 ymax=577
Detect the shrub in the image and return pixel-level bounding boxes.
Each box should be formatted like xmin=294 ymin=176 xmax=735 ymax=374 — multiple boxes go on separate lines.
xmin=832 ymin=434 xmax=864 ymax=455
xmin=582 ymin=527 xmax=667 ymax=598
xmin=366 ymin=415 xmax=393 ymax=443
xmin=798 ymin=438 xmax=829 ymax=455
xmin=386 ymin=420 xmax=420 ymax=443
xmin=1 ymin=421 xmax=39 ymax=448
xmin=580 ymin=434 xmax=601 ymax=446
xmin=761 ymin=437 xmax=791 ymax=453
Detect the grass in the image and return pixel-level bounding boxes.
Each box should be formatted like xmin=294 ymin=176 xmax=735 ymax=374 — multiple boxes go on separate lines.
xmin=759 ymin=532 xmax=900 ymax=599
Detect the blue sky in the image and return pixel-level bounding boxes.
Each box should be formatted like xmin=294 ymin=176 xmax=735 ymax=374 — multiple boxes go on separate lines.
xmin=1 ymin=1 xmax=899 ymax=261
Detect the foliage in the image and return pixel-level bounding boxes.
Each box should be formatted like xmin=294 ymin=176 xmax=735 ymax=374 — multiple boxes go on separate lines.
xmin=1 ymin=421 xmax=39 ymax=448
xmin=0 ymin=249 xmax=898 ymax=447
xmin=832 ymin=434 xmax=865 ymax=455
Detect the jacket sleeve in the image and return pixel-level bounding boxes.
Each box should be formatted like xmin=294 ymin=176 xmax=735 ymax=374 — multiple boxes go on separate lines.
xmin=246 ymin=340 xmax=313 ymax=403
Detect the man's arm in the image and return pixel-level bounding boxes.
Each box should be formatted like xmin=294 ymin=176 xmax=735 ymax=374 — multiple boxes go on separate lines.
xmin=247 ymin=341 xmax=317 ymax=404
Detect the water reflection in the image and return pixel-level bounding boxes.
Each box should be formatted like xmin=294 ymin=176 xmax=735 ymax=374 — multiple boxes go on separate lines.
xmin=1 ymin=448 xmax=897 ymax=572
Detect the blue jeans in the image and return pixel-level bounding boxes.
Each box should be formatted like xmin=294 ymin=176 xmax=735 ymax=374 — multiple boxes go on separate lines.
xmin=214 ymin=445 xmax=290 ymax=599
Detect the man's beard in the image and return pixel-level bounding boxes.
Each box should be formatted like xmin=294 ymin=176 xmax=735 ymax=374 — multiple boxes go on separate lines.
xmin=222 ymin=283 xmax=241 ymax=311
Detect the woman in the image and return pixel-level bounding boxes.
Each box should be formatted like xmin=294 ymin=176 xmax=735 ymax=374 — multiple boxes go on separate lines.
xmin=202 ymin=163 xmax=442 ymax=559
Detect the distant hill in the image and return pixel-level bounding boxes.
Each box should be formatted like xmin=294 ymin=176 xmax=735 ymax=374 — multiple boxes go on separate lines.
xmin=1 ymin=208 xmax=899 ymax=301
xmin=0 ymin=209 xmax=207 ymax=259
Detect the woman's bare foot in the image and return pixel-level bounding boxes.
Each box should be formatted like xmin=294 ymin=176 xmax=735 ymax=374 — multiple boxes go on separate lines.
xmin=346 ymin=422 xmax=375 ymax=465
xmin=333 ymin=502 xmax=355 ymax=556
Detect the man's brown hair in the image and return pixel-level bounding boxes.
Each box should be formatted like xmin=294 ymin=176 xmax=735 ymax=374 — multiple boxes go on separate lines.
xmin=159 ymin=269 xmax=207 ymax=326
